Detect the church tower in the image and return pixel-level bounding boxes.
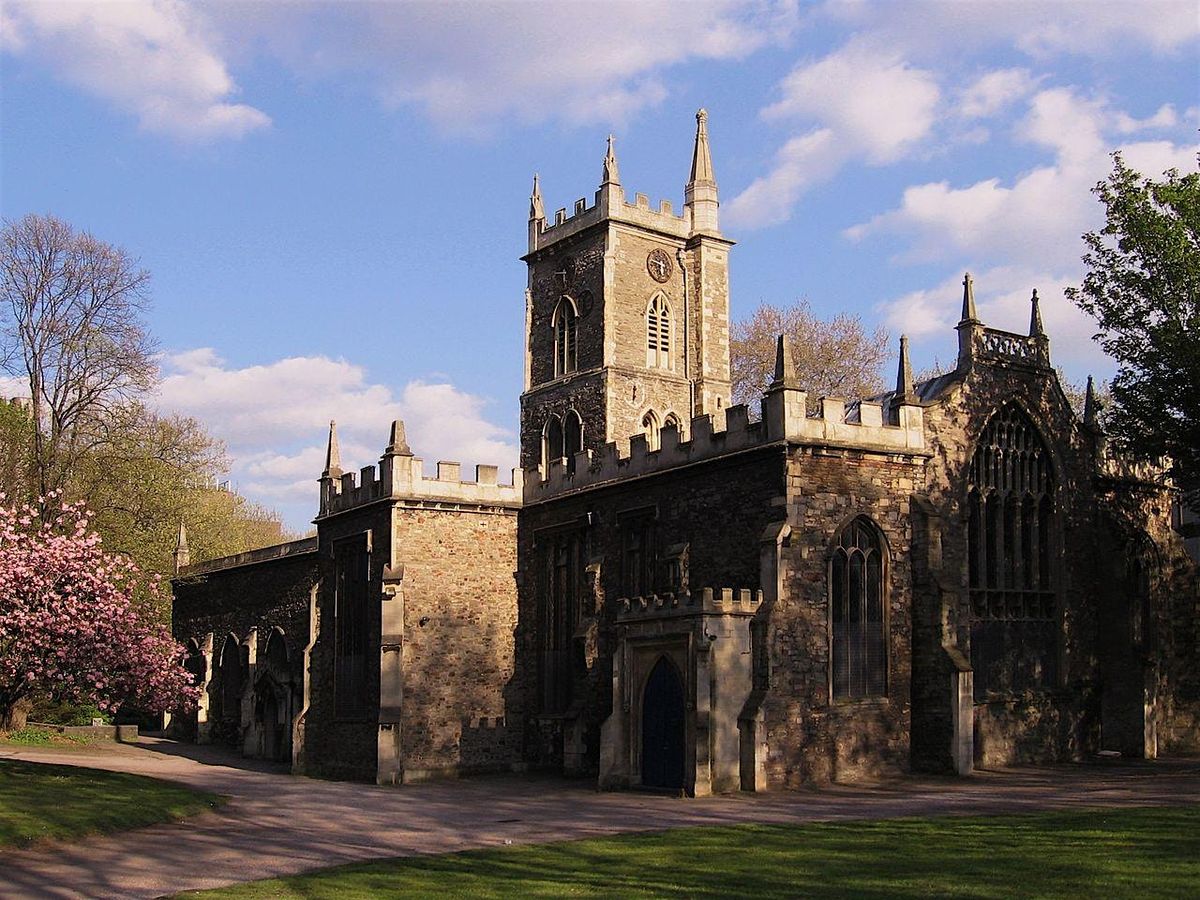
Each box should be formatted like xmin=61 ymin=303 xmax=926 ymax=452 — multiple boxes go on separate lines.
xmin=520 ymin=110 xmax=735 ymax=473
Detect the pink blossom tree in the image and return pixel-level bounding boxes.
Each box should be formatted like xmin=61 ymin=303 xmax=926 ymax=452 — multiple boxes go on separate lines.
xmin=0 ymin=495 xmax=197 ymax=731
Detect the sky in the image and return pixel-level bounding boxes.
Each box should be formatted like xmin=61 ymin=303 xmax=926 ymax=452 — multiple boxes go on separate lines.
xmin=2 ymin=0 xmax=1197 ymax=531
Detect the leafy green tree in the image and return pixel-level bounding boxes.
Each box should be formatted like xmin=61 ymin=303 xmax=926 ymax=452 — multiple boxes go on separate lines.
xmin=1066 ymin=154 xmax=1200 ymax=501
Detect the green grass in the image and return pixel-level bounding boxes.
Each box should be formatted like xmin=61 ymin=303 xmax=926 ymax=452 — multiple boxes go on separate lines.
xmin=0 ymin=759 xmax=222 ymax=847
xmin=186 ymin=806 xmax=1200 ymax=899
xmin=1 ymin=726 xmax=92 ymax=747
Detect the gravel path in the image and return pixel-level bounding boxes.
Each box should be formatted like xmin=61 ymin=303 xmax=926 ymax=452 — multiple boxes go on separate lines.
xmin=2 ymin=738 xmax=1197 ymax=899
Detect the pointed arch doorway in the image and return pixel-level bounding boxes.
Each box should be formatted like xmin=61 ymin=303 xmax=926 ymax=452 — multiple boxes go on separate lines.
xmin=641 ymin=656 xmax=686 ymax=790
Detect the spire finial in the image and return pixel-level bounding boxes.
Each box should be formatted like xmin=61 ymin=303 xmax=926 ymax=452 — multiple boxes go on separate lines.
xmin=1083 ymin=375 xmax=1099 ymax=429
xmin=960 ymin=271 xmax=978 ymax=323
xmin=896 ymin=334 xmax=916 ymax=403
xmin=770 ymin=333 xmax=799 ymax=389
xmin=1029 ymin=288 xmax=1045 ymax=336
xmin=173 ymin=520 xmax=190 ymax=574
xmin=384 ymin=419 xmax=413 ymax=457
xmin=689 ymin=108 xmax=715 ymax=185
xmin=529 ymin=173 xmax=545 ymax=221
xmin=323 ymin=420 xmax=342 ymax=479
xmin=602 ymin=134 xmax=620 ymax=185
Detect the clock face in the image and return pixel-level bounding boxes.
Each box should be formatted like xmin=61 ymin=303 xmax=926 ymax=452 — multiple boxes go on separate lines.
xmin=647 ymin=248 xmax=673 ymax=283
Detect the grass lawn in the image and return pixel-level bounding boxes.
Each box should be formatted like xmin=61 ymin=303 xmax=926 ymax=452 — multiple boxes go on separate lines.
xmin=186 ymin=806 xmax=1199 ymax=899
xmin=0 ymin=758 xmax=222 ymax=848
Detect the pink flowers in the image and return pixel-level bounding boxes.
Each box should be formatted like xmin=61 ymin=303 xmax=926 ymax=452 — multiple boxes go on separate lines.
xmin=0 ymin=497 xmax=199 ymax=727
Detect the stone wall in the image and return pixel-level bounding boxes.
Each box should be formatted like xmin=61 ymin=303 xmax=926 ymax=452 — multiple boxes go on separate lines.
xmin=518 ymin=443 xmax=786 ymax=774
xmin=303 ymin=504 xmax=393 ymax=782
xmin=392 ymin=502 xmax=521 ymax=780
xmin=171 ymin=541 xmax=318 ymax=752
xmin=765 ymin=447 xmax=924 ymax=786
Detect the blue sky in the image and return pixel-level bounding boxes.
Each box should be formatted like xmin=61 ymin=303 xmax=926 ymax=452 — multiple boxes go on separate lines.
xmin=2 ymin=1 xmax=1197 ymax=530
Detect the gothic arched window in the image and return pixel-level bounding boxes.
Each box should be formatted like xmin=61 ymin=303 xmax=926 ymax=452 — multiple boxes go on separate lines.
xmin=542 ymin=415 xmax=563 ymax=473
xmin=642 ymin=410 xmax=661 ymax=451
xmin=830 ymin=517 xmax=887 ymax=700
xmin=553 ymin=298 xmax=577 ymax=377
xmin=967 ymin=404 xmax=1057 ymax=697
xmin=646 ymin=294 xmax=672 ymax=369
xmin=562 ymin=410 xmax=582 ymax=474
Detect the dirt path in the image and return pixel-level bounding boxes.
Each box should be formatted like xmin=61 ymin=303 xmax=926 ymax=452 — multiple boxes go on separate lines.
xmin=2 ymin=739 xmax=1197 ymax=899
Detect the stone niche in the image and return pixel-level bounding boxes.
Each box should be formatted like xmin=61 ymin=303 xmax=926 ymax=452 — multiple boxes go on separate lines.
xmin=599 ymin=588 xmax=761 ymax=796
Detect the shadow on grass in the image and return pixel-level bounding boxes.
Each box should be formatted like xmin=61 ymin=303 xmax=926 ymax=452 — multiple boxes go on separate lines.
xmin=0 ymin=759 xmax=223 ymax=848
xmin=188 ymin=807 xmax=1200 ymax=899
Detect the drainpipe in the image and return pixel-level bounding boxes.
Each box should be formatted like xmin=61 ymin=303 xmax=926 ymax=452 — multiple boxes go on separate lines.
xmin=677 ymin=248 xmax=694 ymax=417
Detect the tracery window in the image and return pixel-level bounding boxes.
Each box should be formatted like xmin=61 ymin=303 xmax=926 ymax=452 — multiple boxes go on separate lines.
xmin=620 ymin=509 xmax=656 ymax=599
xmin=542 ymin=411 xmax=583 ymax=474
xmin=540 ymin=529 xmax=583 ymax=714
xmin=830 ymin=518 xmax=887 ymax=700
xmin=333 ymin=534 xmax=370 ymax=718
xmin=967 ymin=404 xmax=1057 ymax=698
xmin=646 ymin=294 xmax=672 ymax=369
xmin=553 ymin=298 xmax=578 ymax=376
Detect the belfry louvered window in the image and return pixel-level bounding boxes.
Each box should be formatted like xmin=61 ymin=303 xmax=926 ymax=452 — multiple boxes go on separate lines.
xmin=967 ymin=404 xmax=1057 ymax=698
xmin=830 ymin=518 xmax=887 ymax=700
xmin=646 ymin=294 xmax=672 ymax=369
xmin=553 ymin=298 xmax=577 ymax=377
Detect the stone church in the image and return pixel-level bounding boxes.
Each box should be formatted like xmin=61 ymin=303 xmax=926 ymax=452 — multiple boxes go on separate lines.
xmin=171 ymin=111 xmax=1200 ymax=793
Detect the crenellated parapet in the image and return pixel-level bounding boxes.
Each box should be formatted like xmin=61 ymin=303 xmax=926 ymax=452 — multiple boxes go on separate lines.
xmin=525 ymin=376 xmax=927 ymax=503
xmin=528 ymin=184 xmax=690 ymax=255
xmin=617 ymin=587 xmax=763 ymax=622
xmin=318 ymin=420 xmax=521 ymax=518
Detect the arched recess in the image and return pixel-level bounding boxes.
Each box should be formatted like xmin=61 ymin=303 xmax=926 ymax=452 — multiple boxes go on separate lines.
xmin=645 ymin=293 xmax=673 ymax=369
xmin=562 ymin=410 xmax=583 ymax=474
xmin=552 ymin=297 xmax=578 ymax=377
xmin=829 ymin=516 xmax=888 ymax=700
xmin=663 ymin=412 xmax=682 ymax=442
xmin=641 ymin=655 xmax=686 ymax=790
xmin=642 ymin=410 xmax=661 ymax=451
xmin=216 ymin=634 xmax=244 ymax=734
xmin=253 ymin=628 xmax=292 ymax=763
xmin=966 ymin=402 xmax=1057 ymax=699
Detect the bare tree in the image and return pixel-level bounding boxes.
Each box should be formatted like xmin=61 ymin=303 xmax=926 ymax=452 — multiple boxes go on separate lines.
xmin=730 ymin=299 xmax=891 ymax=407
xmin=0 ymin=214 xmax=156 ymax=500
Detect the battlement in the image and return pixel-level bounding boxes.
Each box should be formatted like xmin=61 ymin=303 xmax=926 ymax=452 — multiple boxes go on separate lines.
xmin=318 ymin=420 xmax=521 ymax=518
xmin=528 ymin=183 xmax=693 ymax=255
xmin=321 ymin=455 xmax=522 ymax=516
xmin=525 ymin=385 xmax=926 ymax=503
xmin=617 ymin=587 xmax=763 ymax=621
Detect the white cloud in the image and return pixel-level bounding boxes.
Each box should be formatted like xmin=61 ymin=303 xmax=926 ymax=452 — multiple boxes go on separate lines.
xmin=958 ymin=69 xmax=1039 ymax=119
xmin=216 ymin=0 xmax=797 ymax=134
xmin=847 ymin=88 xmax=1200 ymax=269
xmin=727 ymin=40 xmax=940 ymax=228
xmin=154 ymin=350 xmax=516 ymax=528
xmin=820 ymin=0 xmax=1200 ymax=59
xmin=762 ymin=41 xmax=941 ymax=164
xmin=1 ymin=0 xmax=269 ymax=141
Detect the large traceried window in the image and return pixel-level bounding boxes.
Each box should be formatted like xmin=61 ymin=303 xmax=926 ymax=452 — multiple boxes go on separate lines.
xmin=830 ymin=518 xmax=887 ymax=700
xmin=333 ymin=535 xmax=370 ymax=719
xmin=967 ymin=403 xmax=1057 ymax=699
xmin=646 ymin=294 xmax=672 ymax=369
xmin=540 ymin=529 xmax=584 ymax=714
xmin=553 ymin=298 xmax=578 ymax=377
